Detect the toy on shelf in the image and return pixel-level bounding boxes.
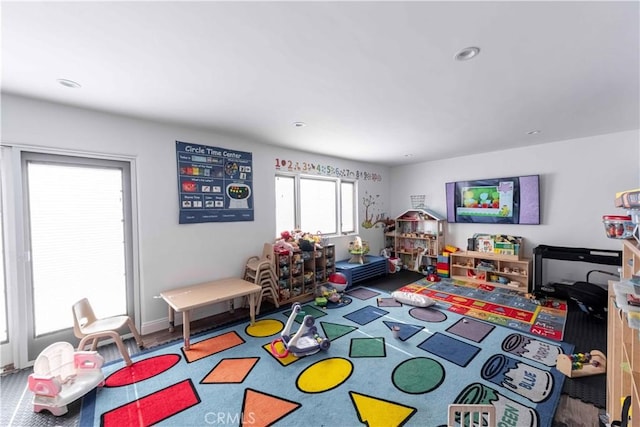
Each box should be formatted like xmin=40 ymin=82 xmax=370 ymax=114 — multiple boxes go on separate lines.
xmin=348 ymin=236 xmax=370 ymax=264
xmin=270 ymin=303 xmax=330 ymax=358
xmin=466 ymin=269 xmax=486 ymax=281
xmin=556 ymin=350 xmax=606 ymax=378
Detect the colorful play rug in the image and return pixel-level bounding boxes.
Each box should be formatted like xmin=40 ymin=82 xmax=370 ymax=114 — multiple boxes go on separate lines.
xmin=80 ymin=287 xmax=572 ymax=427
xmin=397 ymin=277 xmax=568 ymax=341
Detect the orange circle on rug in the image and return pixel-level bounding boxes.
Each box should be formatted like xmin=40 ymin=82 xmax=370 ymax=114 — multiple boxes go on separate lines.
xmin=245 ymin=319 xmax=284 ymax=337
xmin=296 ymin=357 xmax=353 ymax=393
xmin=105 ymin=354 xmax=180 ymax=387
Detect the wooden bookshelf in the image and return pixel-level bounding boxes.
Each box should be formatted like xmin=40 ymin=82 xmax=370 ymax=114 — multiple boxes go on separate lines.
xmin=606 ymin=239 xmax=640 ymax=425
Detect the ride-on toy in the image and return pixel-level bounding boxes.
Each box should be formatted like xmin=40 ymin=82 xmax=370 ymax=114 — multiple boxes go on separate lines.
xmin=270 ymin=303 xmax=330 ymax=358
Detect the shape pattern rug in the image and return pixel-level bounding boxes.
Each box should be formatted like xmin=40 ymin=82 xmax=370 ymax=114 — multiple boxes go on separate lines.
xmin=397 ymin=277 xmax=568 ymax=341
xmin=80 ymin=287 xmax=572 ymax=427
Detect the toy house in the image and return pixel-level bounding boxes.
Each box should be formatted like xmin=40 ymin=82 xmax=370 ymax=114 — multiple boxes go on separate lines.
xmin=391 ymin=209 xmax=446 ymax=272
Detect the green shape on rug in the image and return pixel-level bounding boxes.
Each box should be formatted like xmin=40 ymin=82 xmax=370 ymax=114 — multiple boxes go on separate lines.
xmin=320 ymin=321 xmax=358 ymax=341
xmin=349 ymin=337 xmax=386 ymax=357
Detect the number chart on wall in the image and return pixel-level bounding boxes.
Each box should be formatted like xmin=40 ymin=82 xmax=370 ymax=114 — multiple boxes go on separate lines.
xmin=176 ymin=141 xmax=253 ymax=224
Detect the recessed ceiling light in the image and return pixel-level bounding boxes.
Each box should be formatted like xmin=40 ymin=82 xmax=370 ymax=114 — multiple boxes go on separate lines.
xmin=57 ymin=79 xmax=81 ymax=88
xmin=527 ymin=130 xmax=541 ymax=135
xmin=293 ymin=122 xmax=307 ymax=128
xmin=454 ymin=47 xmax=480 ymax=61
xmin=404 ymin=154 xmax=413 ymax=157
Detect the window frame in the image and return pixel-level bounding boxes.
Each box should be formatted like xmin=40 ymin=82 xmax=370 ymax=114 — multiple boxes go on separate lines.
xmin=275 ymin=172 xmax=358 ymax=237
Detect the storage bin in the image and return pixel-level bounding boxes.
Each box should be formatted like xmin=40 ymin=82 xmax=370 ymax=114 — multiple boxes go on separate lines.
xmin=603 ymin=215 xmax=635 ymax=239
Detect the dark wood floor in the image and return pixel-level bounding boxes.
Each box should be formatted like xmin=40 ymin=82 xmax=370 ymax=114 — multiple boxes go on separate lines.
xmin=141 ymin=271 xmax=423 ymax=347
xmin=140 ymin=302 xmax=280 ymax=347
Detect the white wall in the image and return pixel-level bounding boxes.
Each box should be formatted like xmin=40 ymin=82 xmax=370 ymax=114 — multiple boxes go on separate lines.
xmin=3 ymin=93 xmax=638 ymax=332
xmin=1 ymin=94 xmax=391 ymax=333
xmin=389 ymin=130 xmax=639 ymax=283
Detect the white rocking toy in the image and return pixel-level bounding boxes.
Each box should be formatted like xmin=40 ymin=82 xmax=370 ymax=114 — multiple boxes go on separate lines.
xmin=28 ymin=341 xmax=105 ymax=416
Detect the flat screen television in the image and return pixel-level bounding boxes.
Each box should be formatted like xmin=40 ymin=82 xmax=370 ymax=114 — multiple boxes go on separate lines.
xmin=445 ymin=175 xmax=540 ymax=225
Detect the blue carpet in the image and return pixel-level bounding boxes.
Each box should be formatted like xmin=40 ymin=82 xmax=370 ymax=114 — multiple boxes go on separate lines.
xmin=80 ymin=286 xmax=572 ymax=427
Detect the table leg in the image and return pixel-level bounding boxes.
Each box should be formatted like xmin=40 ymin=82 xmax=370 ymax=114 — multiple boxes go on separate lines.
xmin=249 ymin=293 xmax=256 ymax=325
xmin=183 ymin=310 xmax=191 ymax=350
xmin=168 ymin=305 xmax=175 ymax=333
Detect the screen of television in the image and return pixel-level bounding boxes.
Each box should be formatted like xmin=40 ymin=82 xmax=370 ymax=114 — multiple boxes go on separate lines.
xmin=445 ymin=175 xmax=540 ymax=225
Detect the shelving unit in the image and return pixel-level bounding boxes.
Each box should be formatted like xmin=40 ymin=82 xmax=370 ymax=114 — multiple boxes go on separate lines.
xmin=274 ymin=244 xmax=335 ymax=304
xmin=315 ymin=244 xmax=335 ymax=284
xmin=391 ymin=209 xmax=446 ymax=272
xmin=449 ymin=251 xmax=531 ymax=294
xmin=606 ymin=239 xmax=640 ymax=425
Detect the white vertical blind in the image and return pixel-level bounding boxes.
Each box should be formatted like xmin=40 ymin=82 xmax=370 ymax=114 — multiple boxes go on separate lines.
xmin=341 ymin=181 xmax=355 ymax=233
xmin=275 ymin=175 xmax=295 ymax=235
xmin=27 ymin=163 xmax=127 ymax=336
xmin=300 ymin=178 xmax=337 ymax=234
xmin=0 ymin=197 xmax=6 ymax=343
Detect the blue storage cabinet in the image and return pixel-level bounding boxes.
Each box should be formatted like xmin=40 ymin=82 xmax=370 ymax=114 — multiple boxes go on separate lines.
xmin=335 ymin=255 xmax=388 ymax=289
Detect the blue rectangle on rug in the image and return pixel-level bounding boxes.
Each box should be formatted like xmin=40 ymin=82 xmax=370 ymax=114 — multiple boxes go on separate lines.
xmin=80 ymin=286 xmax=573 ymax=427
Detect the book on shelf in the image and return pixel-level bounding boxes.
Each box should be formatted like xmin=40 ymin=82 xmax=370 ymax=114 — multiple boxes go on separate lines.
xmin=627 ymin=293 xmax=640 ymax=307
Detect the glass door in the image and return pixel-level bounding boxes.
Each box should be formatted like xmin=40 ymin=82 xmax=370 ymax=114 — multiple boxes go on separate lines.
xmin=22 ymin=152 xmax=135 ymax=361
xmin=0 ymin=186 xmax=8 ymax=371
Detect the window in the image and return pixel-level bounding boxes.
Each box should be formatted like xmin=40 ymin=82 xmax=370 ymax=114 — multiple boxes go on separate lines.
xmin=275 ymin=174 xmax=356 ymax=236
xmin=340 ymin=181 xmax=355 ymax=234
xmin=0 ymin=190 xmax=6 ymax=343
xmin=275 ymin=175 xmax=295 ymax=236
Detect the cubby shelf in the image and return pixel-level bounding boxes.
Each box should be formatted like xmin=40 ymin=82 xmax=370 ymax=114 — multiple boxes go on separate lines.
xmin=606 ymin=239 xmax=640 ymax=425
xmin=449 ymin=251 xmax=531 ymax=294
xmin=274 ymin=244 xmax=335 ymax=304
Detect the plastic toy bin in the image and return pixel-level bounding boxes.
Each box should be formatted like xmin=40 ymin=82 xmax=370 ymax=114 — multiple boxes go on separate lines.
xmin=603 ymin=215 xmax=635 ymax=239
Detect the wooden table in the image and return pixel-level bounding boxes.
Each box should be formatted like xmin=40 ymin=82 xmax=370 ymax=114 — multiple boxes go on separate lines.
xmin=160 ymin=277 xmax=261 ymax=350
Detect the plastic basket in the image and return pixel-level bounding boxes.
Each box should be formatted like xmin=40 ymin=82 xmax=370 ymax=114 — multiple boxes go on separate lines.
xmin=411 ymin=195 xmax=426 ymax=209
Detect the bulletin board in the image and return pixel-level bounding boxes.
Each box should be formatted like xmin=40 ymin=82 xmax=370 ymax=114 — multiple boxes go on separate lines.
xmin=176 ymin=141 xmax=253 ymax=224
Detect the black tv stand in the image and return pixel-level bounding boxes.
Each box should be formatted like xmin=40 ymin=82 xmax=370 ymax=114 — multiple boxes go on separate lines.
xmin=532 ymin=245 xmax=622 ymax=292
xmin=531 ymin=245 xmax=622 ymax=318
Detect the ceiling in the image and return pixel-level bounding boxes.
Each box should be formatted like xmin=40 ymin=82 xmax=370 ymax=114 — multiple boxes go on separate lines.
xmin=2 ymin=1 xmax=639 ymax=166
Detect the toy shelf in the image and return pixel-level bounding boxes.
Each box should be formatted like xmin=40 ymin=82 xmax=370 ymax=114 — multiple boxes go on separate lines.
xmin=449 ymin=251 xmax=531 ymax=294
xmin=274 ymin=244 xmax=335 ymax=304
xmin=464 ymin=250 xmax=521 ymax=261
xmin=606 ymin=239 xmax=640 ymax=425
xmin=392 ymin=209 xmax=446 ymax=272
xmin=556 ymin=350 xmax=606 ymax=378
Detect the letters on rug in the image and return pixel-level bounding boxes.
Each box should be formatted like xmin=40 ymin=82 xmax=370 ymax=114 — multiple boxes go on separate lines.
xmin=80 ymin=286 xmax=572 ymax=427
xmin=396 ymin=277 xmax=568 ymax=341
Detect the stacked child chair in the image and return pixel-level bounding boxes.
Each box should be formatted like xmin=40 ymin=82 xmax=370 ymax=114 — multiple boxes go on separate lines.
xmin=243 ymin=242 xmax=280 ymax=314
